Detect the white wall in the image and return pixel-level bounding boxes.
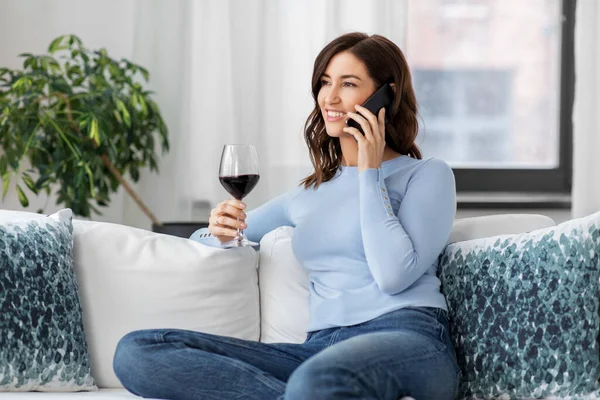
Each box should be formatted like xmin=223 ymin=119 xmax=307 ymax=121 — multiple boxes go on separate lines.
xmin=0 ymin=0 xmax=137 ymax=223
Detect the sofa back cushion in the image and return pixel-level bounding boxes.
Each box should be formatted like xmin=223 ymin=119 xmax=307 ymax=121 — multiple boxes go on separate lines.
xmin=72 ymin=220 xmax=260 ymax=388
xmin=449 ymin=213 xmax=555 ymax=244
xmin=258 ymin=214 xmax=557 ymax=344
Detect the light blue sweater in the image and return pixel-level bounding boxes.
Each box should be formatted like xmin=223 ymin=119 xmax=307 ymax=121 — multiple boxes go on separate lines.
xmin=190 ymin=155 xmax=457 ymax=332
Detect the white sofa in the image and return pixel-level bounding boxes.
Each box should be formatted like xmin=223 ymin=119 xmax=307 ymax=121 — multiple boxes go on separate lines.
xmin=2 ymin=213 xmax=558 ymax=399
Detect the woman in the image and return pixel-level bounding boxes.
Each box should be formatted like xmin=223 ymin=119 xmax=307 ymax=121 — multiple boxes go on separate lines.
xmin=113 ymin=32 xmax=460 ymax=400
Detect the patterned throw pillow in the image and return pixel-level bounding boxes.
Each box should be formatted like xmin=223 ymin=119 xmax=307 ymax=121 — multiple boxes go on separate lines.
xmin=439 ymin=211 xmax=600 ymax=400
xmin=0 ymin=209 xmax=97 ymax=392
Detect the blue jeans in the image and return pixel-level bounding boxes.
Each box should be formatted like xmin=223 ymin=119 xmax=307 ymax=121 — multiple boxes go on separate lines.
xmin=113 ymin=307 xmax=460 ymax=400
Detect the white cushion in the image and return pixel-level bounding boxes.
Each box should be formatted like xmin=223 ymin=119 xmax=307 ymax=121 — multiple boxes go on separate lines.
xmin=72 ymin=220 xmax=260 ymax=389
xmin=258 ymin=226 xmax=309 ymax=344
xmin=258 ymin=214 xmax=557 ymax=344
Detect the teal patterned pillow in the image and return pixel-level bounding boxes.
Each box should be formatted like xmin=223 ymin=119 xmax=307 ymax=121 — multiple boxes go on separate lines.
xmin=0 ymin=209 xmax=97 ymax=392
xmin=439 ymin=211 xmax=600 ymax=400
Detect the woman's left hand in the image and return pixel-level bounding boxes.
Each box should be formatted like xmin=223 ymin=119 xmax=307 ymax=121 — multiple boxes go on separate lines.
xmin=342 ymin=104 xmax=386 ymax=173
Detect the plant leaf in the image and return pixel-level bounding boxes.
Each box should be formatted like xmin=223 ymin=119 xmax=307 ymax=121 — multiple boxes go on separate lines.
xmin=139 ymin=67 xmax=149 ymax=82
xmin=16 ymin=184 xmax=29 ymax=207
xmin=90 ymin=118 xmax=100 ymax=145
xmin=2 ymin=174 xmax=10 ymax=200
xmin=48 ymin=36 xmax=64 ymax=53
xmin=0 ymin=157 xmax=7 ymax=176
xmin=138 ymin=95 xmax=148 ymax=116
xmin=116 ymin=99 xmax=131 ymax=127
xmin=22 ymin=172 xmax=38 ymax=194
xmin=43 ymin=112 xmax=81 ymax=159
xmin=84 ymin=164 xmax=96 ymax=198
xmin=112 ymin=109 xmax=123 ymax=124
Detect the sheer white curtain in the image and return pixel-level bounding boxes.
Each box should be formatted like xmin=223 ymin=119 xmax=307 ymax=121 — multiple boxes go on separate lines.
xmin=123 ymin=0 xmax=407 ymax=229
xmin=572 ymin=0 xmax=600 ymax=218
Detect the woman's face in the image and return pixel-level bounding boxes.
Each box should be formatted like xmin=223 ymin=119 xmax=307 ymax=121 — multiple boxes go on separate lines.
xmin=317 ymin=51 xmax=377 ymax=138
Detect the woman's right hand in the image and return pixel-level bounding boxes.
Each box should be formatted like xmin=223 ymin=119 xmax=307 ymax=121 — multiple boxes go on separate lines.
xmin=208 ymin=199 xmax=248 ymax=244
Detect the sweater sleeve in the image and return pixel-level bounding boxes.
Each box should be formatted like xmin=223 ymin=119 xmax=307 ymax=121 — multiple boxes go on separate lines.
xmin=358 ymin=157 xmax=456 ymax=295
xmin=189 ymin=187 xmax=300 ymax=248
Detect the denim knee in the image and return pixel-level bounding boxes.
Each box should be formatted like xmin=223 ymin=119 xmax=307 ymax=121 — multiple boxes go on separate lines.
xmin=113 ymin=330 xmax=157 ymax=394
xmin=285 ymin=357 xmax=362 ymax=399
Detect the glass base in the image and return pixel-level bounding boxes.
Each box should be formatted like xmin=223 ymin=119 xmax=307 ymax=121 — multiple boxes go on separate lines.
xmin=221 ymin=235 xmax=258 ymax=248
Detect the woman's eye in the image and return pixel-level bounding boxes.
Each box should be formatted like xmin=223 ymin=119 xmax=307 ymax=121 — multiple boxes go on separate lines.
xmin=320 ymin=80 xmax=355 ymax=87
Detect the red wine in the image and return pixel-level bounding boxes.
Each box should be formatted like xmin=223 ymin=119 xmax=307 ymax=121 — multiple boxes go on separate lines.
xmin=219 ymin=174 xmax=260 ymax=200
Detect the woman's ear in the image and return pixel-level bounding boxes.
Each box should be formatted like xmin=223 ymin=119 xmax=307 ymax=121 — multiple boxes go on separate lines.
xmin=389 ymin=83 xmax=396 ymax=93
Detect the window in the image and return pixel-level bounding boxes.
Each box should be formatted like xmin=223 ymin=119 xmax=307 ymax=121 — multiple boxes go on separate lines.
xmin=413 ymin=69 xmax=513 ymax=166
xmin=405 ymin=0 xmax=575 ymax=198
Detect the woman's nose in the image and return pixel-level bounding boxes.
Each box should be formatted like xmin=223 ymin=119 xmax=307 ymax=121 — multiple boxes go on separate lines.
xmin=325 ymin=87 xmax=340 ymax=104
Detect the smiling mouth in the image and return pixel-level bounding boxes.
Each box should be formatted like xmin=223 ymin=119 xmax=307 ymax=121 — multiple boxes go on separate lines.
xmin=325 ymin=110 xmax=346 ymax=122
xmin=327 ymin=110 xmax=345 ymax=118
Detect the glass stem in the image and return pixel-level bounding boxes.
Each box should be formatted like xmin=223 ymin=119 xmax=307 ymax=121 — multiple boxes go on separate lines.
xmin=236 ymin=217 xmax=243 ymax=243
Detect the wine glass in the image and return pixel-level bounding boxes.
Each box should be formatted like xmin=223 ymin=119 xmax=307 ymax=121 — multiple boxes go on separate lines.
xmin=218 ymin=144 xmax=260 ymax=247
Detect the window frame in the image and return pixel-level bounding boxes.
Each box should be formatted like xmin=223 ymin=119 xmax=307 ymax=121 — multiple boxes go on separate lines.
xmin=449 ymin=0 xmax=575 ymax=199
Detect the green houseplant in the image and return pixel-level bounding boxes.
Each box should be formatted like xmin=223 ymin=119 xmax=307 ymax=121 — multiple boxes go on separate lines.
xmin=0 ymin=34 xmax=168 ymax=226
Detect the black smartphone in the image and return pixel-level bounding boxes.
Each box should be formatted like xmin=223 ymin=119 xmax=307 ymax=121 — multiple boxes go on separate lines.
xmin=346 ymin=83 xmax=394 ymax=135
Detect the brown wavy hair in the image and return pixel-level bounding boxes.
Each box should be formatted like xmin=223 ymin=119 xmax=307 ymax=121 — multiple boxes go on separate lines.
xmin=300 ymin=32 xmax=422 ymax=189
